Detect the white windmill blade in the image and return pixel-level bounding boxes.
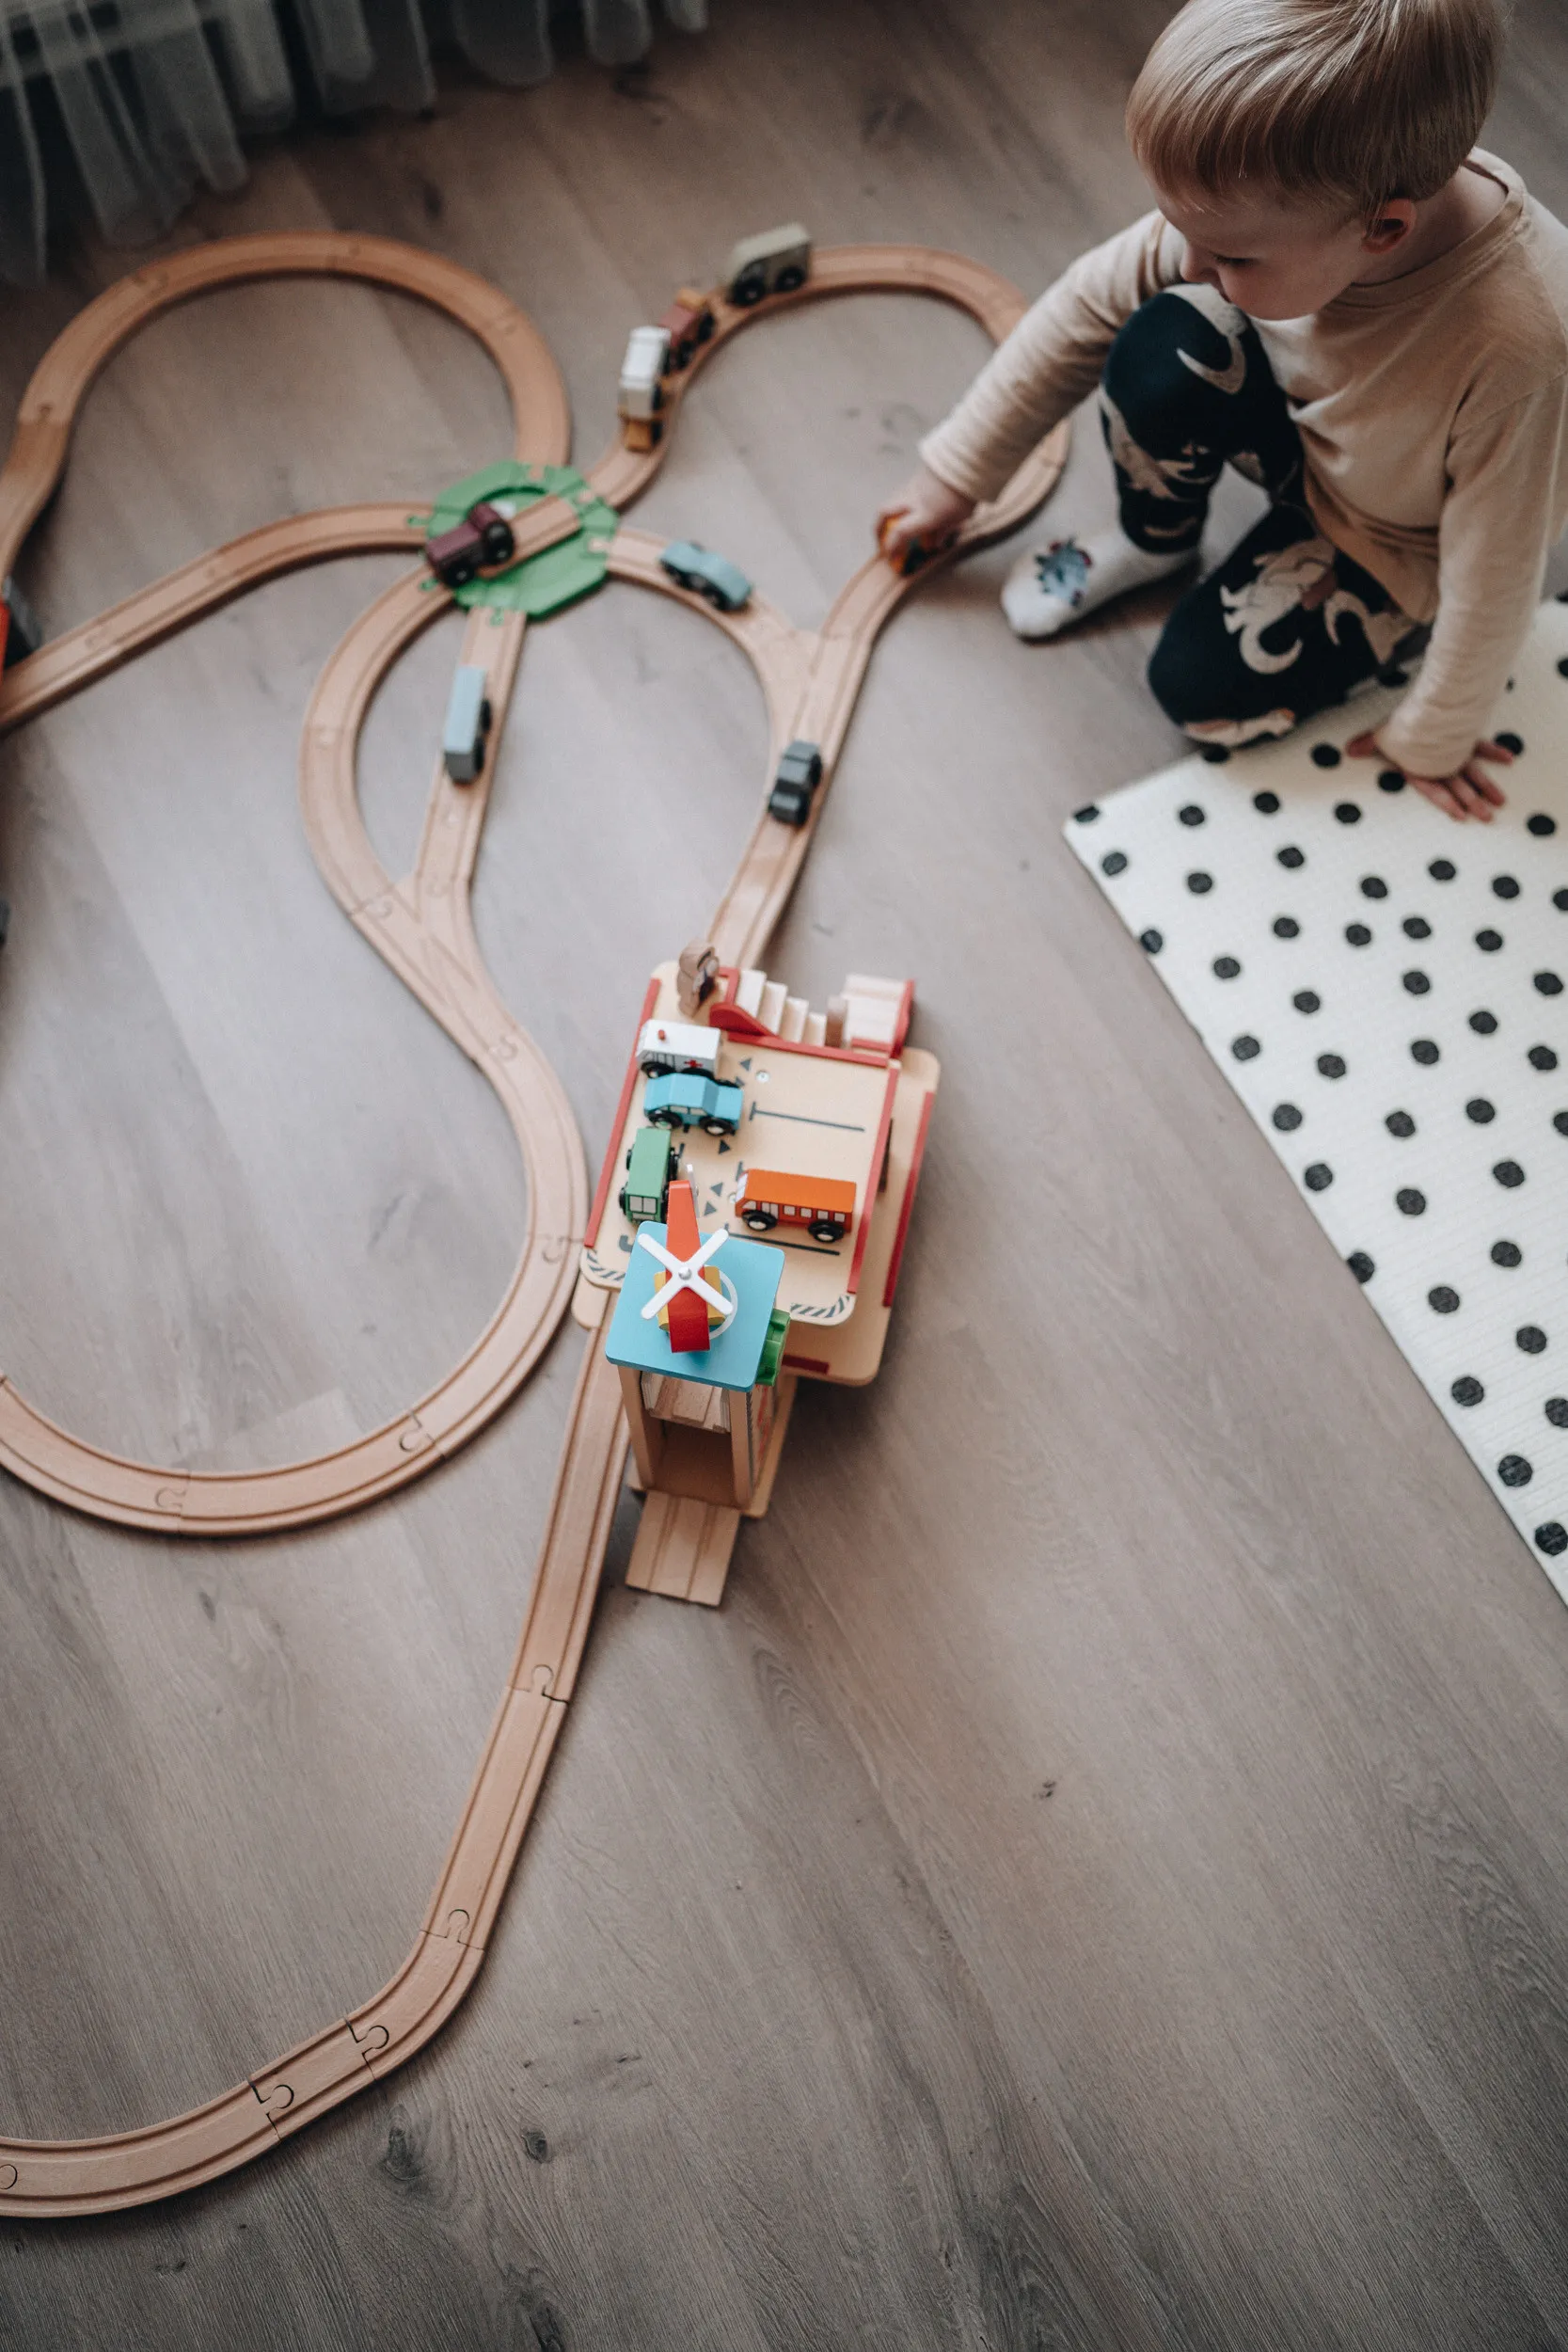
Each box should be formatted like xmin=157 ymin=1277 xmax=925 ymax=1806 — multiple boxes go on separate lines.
xmin=688 ymin=1228 xmax=729 ymax=1273
xmin=636 ymin=1230 xmax=687 ymax=1279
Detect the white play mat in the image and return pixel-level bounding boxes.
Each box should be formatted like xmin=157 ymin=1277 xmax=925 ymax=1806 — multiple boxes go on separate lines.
xmin=1068 ymin=597 xmax=1568 ymax=1590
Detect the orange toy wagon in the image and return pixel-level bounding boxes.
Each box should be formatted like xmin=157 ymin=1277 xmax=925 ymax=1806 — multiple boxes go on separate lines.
xmin=736 ymin=1168 xmax=856 ymax=1244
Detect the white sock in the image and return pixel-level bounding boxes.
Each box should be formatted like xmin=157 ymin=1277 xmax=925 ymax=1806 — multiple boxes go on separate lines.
xmin=1001 ymin=527 xmax=1195 ymax=641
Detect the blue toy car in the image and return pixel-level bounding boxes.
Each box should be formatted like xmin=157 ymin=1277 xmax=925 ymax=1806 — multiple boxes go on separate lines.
xmin=643 ymin=1070 xmax=744 ymax=1136
xmin=658 ymin=540 xmax=752 ymax=612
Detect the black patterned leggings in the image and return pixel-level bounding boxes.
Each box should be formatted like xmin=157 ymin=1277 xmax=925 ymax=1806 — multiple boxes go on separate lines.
xmin=1102 ymin=287 xmax=1423 ymax=750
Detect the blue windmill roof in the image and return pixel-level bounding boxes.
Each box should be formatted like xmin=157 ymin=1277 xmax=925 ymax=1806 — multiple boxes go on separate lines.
xmin=605 ymin=1222 xmax=784 ymax=1391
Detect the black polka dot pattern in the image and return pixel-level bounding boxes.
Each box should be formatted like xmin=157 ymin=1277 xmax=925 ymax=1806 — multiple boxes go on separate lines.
xmin=1069 ymin=631 xmax=1568 ymax=1578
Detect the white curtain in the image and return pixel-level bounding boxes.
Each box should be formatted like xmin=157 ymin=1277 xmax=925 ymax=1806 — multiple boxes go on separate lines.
xmin=0 ymin=0 xmax=708 ymax=283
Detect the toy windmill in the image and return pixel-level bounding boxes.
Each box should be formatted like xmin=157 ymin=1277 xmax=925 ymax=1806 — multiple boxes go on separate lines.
xmin=637 ymin=1182 xmax=735 ymax=1353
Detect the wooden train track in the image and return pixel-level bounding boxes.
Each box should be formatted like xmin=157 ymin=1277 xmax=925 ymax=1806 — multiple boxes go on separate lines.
xmin=0 ymin=230 xmax=1068 ymax=2212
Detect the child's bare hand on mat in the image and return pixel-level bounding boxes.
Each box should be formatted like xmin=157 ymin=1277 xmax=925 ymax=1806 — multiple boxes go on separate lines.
xmin=1346 ymin=731 xmax=1513 ymax=823
xmin=877 ymin=465 xmax=975 ymax=567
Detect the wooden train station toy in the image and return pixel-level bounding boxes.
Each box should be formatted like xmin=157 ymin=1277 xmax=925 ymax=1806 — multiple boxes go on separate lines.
xmin=578 ymin=949 xmax=939 ymax=1607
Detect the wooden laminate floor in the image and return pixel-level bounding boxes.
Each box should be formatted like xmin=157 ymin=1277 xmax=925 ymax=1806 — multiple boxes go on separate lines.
xmin=3 ymin=3 xmax=1568 ymax=2344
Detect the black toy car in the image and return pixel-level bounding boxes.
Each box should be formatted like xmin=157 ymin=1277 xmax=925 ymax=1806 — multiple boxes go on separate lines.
xmin=768 ymin=737 xmax=824 ymax=825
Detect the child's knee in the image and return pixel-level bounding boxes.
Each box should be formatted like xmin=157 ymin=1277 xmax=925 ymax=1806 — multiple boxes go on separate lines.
xmin=1147 ymin=598 xmax=1208 ymax=726
xmin=1103 ymin=285 xmax=1254 ymax=438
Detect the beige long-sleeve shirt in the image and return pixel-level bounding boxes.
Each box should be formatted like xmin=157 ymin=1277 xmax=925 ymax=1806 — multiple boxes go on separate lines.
xmin=920 ymin=153 xmax=1568 ymax=779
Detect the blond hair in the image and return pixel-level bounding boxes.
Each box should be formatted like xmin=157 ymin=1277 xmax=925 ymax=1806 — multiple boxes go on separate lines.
xmin=1127 ymin=0 xmax=1506 ymax=217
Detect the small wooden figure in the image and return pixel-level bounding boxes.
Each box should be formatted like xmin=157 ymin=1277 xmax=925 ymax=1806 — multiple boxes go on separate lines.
xmin=676 ymin=938 xmax=721 ymax=1017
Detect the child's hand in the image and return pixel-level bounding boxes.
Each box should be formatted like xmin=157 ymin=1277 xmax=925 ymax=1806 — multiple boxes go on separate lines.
xmin=1346 ymin=731 xmax=1513 ymax=823
xmin=876 ymin=465 xmax=976 ymax=570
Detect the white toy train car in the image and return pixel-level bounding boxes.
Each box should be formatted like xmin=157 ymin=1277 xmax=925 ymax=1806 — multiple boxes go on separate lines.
xmin=636 ymin=1018 xmax=721 ymax=1079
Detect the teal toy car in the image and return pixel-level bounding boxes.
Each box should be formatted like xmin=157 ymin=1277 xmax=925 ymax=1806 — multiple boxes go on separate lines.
xmin=658 ymin=540 xmax=752 ymax=612
xmin=643 ymin=1070 xmax=744 ymax=1136
xmin=619 ymin=1125 xmax=681 ymax=1223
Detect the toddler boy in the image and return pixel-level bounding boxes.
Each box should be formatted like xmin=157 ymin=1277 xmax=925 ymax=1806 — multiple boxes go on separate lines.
xmin=879 ymin=0 xmax=1568 ymax=822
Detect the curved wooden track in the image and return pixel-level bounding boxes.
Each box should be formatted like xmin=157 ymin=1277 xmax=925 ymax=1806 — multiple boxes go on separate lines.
xmin=0 ymin=235 xmax=1067 ymax=2211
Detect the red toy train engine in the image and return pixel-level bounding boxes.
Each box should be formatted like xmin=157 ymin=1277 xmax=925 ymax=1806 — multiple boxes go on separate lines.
xmin=424 ymin=501 xmax=517 ymax=591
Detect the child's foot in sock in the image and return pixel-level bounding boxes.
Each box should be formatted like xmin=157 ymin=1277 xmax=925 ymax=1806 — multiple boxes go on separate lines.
xmin=1002 ymin=529 xmax=1195 ymax=640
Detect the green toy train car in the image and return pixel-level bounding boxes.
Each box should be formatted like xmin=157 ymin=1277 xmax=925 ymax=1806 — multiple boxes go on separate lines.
xmin=619 ymin=1124 xmax=681 ymax=1223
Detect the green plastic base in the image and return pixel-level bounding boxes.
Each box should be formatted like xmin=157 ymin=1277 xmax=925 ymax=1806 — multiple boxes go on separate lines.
xmin=416 ymin=460 xmax=617 ymax=620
